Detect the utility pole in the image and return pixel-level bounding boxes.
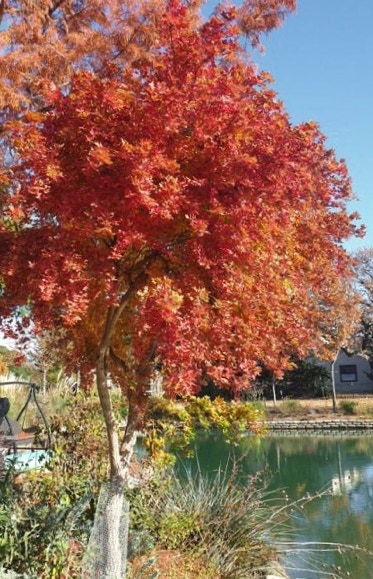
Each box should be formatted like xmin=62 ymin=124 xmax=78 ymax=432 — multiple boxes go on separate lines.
xmin=331 ymin=353 xmax=338 ymax=413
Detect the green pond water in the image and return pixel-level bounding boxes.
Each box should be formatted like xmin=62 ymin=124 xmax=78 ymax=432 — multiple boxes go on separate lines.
xmin=177 ymin=432 xmax=373 ymax=579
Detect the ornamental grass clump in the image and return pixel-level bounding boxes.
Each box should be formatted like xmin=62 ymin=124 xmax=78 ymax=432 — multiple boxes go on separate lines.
xmin=128 ymin=467 xmax=281 ymax=579
xmin=339 ymin=400 xmax=357 ymax=415
xmin=128 ymin=463 xmax=373 ymax=579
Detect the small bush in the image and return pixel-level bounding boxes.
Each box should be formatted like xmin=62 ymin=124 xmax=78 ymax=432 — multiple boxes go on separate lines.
xmin=280 ymin=399 xmax=304 ymax=415
xmin=339 ymin=400 xmax=357 ymax=415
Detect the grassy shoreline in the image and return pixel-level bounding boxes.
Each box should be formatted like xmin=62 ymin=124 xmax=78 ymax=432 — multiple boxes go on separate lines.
xmin=263 ymin=395 xmax=373 ymax=421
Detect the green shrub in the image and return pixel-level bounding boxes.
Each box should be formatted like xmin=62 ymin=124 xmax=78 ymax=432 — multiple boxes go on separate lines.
xmin=339 ymin=400 xmax=357 ymax=415
xmin=280 ymin=359 xmax=332 ymax=398
xmin=280 ymin=399 xmax=304 ymax=415
xmin=143 ymin=396 xmax=265 ymax=464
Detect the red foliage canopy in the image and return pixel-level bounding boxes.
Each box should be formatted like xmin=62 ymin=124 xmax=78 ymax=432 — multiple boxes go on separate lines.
xmin=0 ymin=0 xmax=361 ymax=399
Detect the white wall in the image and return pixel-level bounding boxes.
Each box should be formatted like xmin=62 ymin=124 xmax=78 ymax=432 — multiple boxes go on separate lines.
xmin=334 ymin=350 xmax=373 ymax=394
xmin=317 ymin=351 xmax=373 ymax=394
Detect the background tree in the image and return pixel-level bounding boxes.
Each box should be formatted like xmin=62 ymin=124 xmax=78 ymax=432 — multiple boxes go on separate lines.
xmin=350 ymin=248 xmax=373 ymax=377
xmin=0 ymin=0 xmax=163 ymax=114
xmin=0 ymin=0 xmax=363 ymax=575
xmin=0 ymin=0 xmax=295 ymax=116
xmin=28 ymin=329 xmax=77 ymax=393
xmin=250 ymin=359 xmax=332 ymax=400
xmin=313 ymin=279 xmax=361 ymax=412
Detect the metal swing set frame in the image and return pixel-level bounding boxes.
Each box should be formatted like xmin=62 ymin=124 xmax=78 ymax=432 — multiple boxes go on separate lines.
xmin=0 ymin=381 xmax=51 ymax=468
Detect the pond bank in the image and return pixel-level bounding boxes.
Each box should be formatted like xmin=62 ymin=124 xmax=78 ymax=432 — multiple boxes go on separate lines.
xmin=260 ymin=418 xmax=373 ymax=431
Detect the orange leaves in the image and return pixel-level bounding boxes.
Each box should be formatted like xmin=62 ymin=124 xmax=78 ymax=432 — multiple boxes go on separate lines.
xmin=5 ymin=203 xmax=25 ymax=223
xmin=237 ymin=0 xmax=297 ymax=48
xmin=45 ymin=162 xmax=62 ymax=181
xmin=150 ymin=277 xmax=184 ymax=322
xmin=89 ymin=143 xmax=113 ymax=168
xmin=0 ymin=0 xmax=168 ymax=113
xmin=0 ymin=353 xmax=7 ymax=376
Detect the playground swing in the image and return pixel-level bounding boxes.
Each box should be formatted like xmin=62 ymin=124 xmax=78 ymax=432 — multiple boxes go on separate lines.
xmin=0 ymin=381 xmax=52 ymax=473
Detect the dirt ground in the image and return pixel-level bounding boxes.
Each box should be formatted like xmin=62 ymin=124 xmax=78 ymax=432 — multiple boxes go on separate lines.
xmin=263 ymin=396 xmax=373 ymax=420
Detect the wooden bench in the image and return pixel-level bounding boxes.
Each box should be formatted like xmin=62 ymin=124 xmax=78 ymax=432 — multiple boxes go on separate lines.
xmin=3 ymin=429 xmax=38 ymax=452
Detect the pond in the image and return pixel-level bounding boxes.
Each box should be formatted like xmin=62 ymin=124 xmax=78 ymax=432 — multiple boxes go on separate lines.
xmin=178 ymin=431 xmax=373 ymax=579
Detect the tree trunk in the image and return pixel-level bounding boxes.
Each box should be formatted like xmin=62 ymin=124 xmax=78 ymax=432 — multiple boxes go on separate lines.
xmin=83 ymin=471 xmax=133 ymax=579
xmin=93 ymin=339 xmax=144 ymax=579
xmin=93 ymin=350 xmax=128 ymax=578
xmin=100 ymin=478 xmax=127 ymax=578
xmin=91 ymin=292 xmax=150 ymax=578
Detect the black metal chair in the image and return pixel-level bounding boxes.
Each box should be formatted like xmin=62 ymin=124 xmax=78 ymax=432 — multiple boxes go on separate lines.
xmin=0 ymin=397 xmax=12 ymax=434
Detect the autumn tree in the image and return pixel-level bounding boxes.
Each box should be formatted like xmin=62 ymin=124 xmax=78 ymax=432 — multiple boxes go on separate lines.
xmin=0 ymin=0 xmax=363 ymax=575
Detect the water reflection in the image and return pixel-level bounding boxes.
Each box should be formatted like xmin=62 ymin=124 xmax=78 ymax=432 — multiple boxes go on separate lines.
xmin=179 ymin=432 xmax=373 ymax=578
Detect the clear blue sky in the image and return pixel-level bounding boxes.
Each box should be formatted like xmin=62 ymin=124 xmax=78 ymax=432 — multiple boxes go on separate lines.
xmin=255 ymin=0 xmax=373 ymax=252
xmin=207 ymin=0 xmax=373 ymax=252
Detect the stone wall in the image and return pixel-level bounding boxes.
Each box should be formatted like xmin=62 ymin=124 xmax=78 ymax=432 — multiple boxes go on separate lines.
xmin=261 ymin=419 xmax=373 ymax=431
